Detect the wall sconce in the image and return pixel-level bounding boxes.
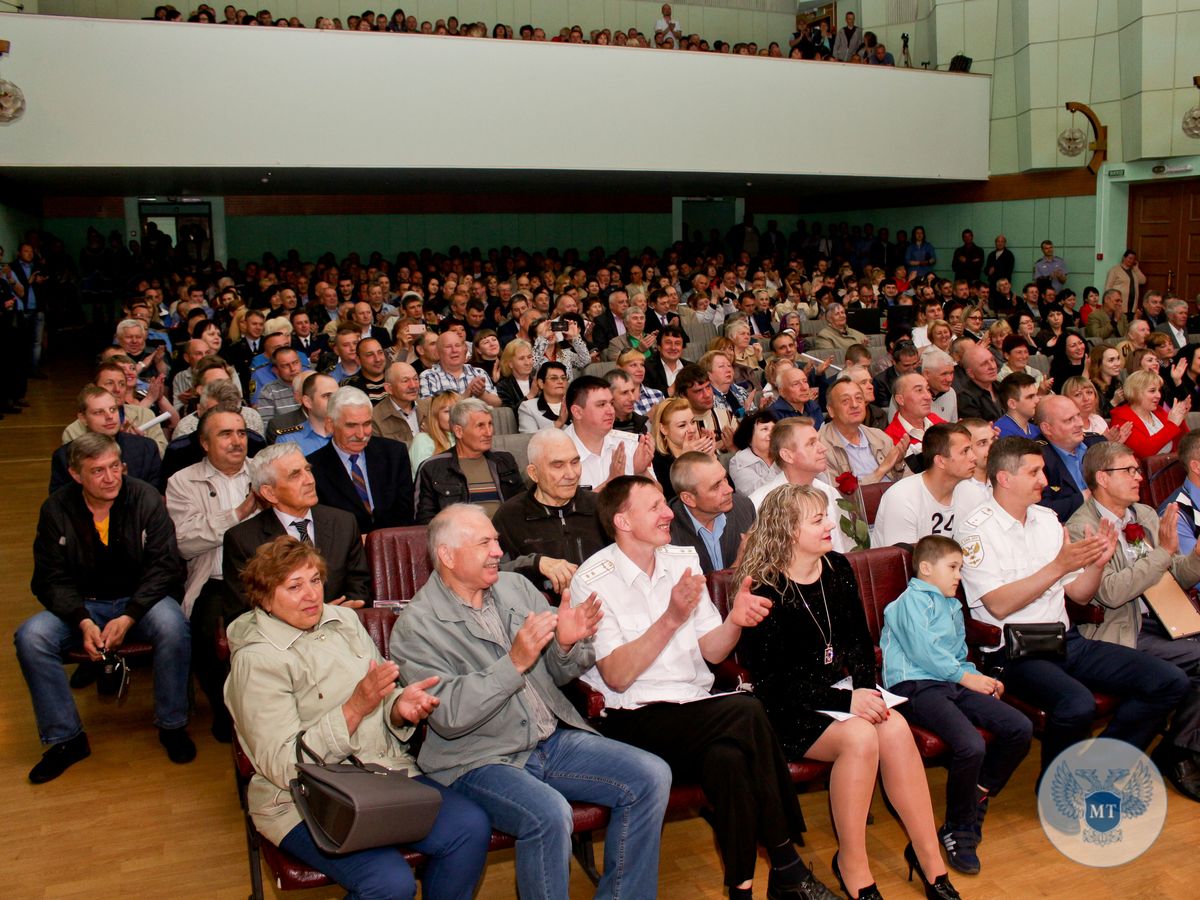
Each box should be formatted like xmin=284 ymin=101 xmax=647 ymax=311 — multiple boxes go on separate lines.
xmin=1184 ymin=75 xmax=1200 ymax=139
xmin=0 ymin=40 xmax=26 ymax=124
xmin=1062 ymin=101 xmax=1107 ymax=174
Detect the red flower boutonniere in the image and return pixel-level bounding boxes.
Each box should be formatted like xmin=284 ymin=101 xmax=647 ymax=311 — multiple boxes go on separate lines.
xmin=1123 ymin=523 xmax=1146 ymax=545
xmin=835 ymin=471 xmax=859 ymax=495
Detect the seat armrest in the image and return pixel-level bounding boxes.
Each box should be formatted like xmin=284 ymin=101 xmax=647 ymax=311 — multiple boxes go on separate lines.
xmin=712 ymin=659 xmax=752 ymax=692
xmin=1066 ymin=602 xmax=1105 ymax=626
xmin=565 ymin=679 xmax=607 ymax=722
xmin=964 ymin=618 xmax=1000 ymax=648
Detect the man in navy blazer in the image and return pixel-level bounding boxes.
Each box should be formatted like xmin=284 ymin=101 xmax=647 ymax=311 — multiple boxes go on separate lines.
xmin=1036 ymin=395 xmax=1107 ymax=522
xmin=306 ymin=386 xmax=414 ymax=534
xmin=50 ymin=387 xmax=162 ymax=493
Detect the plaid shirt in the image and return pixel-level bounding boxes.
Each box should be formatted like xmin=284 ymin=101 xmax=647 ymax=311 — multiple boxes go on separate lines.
xmin=712 ymin=382 xmax=749 ymax=417
xmin=418 ymin=364 xmax=495 ymax=398
xmin=634 ymin=385 xmax=665 ymax=417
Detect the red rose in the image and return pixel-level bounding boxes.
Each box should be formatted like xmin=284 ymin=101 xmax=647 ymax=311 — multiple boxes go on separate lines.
xmin=835 ymin=472 xmax=859 ymax=495
xmin=1123 ymin=523 xmax=1146 ymax=544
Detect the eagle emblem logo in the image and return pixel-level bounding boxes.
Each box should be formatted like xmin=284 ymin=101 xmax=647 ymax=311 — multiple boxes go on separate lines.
xmin=1051 ymin=761 xmax=1154 ymax=846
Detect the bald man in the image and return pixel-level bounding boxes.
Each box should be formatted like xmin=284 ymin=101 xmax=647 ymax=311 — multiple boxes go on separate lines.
xmin=372 ymin=360 xmax=426 ymax=444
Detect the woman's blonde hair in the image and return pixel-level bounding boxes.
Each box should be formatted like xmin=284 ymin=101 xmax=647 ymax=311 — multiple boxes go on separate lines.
xmin=241 ymin=536 xmax=328 ymax=611
xmin=987 ymin=320 xmax=1011 ymax=342
xmin=617 ymin=348 xmax=646 ymax=367
xmin=424 ymin=390 xmax=461 ymax=455
xmin=734 ymin=484 xmax=829 ymax=590
xmin=1123 ymin=369 xmax=1163 ymax=407
xmin=1061 ymin=374 xmax=1096 ymax=401
xmin=499 ymin=339 xmax=532 ymax=378
xmin=650 ymin=396 xmax=693 ymax=455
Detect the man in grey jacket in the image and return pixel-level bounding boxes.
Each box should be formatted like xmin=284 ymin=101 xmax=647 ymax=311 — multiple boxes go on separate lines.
xmin=1066 ymin=441 xmax=1200 ymax=801
xmin=392 ymin=504 xmax=671 ymax=900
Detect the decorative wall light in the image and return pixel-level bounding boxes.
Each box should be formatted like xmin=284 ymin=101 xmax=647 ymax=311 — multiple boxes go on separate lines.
xmin=1062 ymin=101 xmax=1107 ymax=174
xmin=1183 ymin=75 xmax=1200 ymax=139
xmin=0 ymin=40 xmax=25 ymax=124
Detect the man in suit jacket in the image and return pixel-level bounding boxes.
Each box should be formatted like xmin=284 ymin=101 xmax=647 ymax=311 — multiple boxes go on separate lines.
xmin=1084 ymin=289 xmax=1129 ymax=342
xmin=306 ymin=386 xmax=414 ymax=534
xmin=641 ymin=326 xmax=688 ymax=396
xmin=589 ymin=289 xmax=630 ymax=353
xmin=289 ymin=309 xmax=330 ymax=362
xmin=1065 ymin=441 xmax=1200 ymax=801
xmin=957 ymin=345 xmax=1003 ymax=422
xmin=223 ymin=442 xmax=372 ymax=606
xmin=51 ymin=387 xmax=162 ymax=493
xmin=1036 ymin=395 xmax=1107 ymax=522
xmin=667 ymin=453 xmax=756 ymax=574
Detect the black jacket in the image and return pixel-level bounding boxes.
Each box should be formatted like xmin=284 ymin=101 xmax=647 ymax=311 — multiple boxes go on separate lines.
xmin=308 ymin=437 xmax=415 ymax=533
xmin=668 ymin=493 xmax=757 ymax=574
xmin=414 ymin=447 xmax=523 ymax=525
xmin=1039 ymin=434 xmax=1106 ymax=523
xmin=223 ymin=504 xmax=372 ymax=606
xmin=50 ymin=431 xmax=162 ymax=494
xmin=495 ymin=375 xmax=531 ymax=412
xmin=32 ymin=478 xmax=184 ymax=627
xmin=492 ymin=489 xmax=608 ymax=586
xmin=957 ymin=380 xmax=1003 ymax=423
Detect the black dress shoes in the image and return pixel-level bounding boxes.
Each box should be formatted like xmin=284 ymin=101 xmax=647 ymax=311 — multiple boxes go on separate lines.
xmin=159 ymin=727 xmax=197 ymax=764
xmin=29 ymin=733 xmax=91 ymax=784
xmin=1166 ymin=753 xmax=1200 ymax=802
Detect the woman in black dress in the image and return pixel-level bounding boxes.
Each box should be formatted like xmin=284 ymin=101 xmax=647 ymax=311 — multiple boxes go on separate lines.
xmin=736 ymin=485 xmax=959 ymax=900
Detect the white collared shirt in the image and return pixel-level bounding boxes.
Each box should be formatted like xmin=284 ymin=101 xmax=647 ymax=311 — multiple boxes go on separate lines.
xmin=571 ymin=543 xmax=722 ymax=710
xmin=958 ymin=500 xmax=1076 ymax=647
xmin=565 ymin=424 xmax=652 ymax=489
xmin=273 ymin=508 xmax=316 ymax=544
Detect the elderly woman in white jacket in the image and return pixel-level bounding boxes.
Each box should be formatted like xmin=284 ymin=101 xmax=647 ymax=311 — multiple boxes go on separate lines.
xmin=225 ymin=536 xmax=490 ymax=900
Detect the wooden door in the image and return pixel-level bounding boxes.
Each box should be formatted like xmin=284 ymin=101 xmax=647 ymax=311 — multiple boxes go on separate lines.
xmin=1128 ymin=178 xmax=1200 ymax=301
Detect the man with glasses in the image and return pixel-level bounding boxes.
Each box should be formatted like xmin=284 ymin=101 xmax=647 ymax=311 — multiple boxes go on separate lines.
xmin=1066 ymin=440 xmax=1200 ymax=801
xmin=957 ymin=437 xmax=1188 ymax=781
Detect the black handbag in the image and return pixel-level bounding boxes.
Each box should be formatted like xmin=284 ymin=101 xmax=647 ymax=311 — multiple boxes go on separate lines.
xmin=1002 ymin=622 xmax=1067 ymax=662
xmin=288 ymin=732 xmax=442 ymax=855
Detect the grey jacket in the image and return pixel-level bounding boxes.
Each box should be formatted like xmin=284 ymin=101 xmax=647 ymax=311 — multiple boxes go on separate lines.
xmin=391 ymin=571 xmax=596 ymax=785
xmin=1066 ymin=498 xmax=1200 ymax=647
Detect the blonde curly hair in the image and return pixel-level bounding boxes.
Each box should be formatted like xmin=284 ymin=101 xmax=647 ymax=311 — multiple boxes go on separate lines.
xmin=734 ymin=484 xmax=829 ymax=591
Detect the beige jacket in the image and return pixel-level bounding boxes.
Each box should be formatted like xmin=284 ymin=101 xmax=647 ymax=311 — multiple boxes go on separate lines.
xmin=818 ymin=421 xmax=908 ymax=484
xmin=371 ymin=396 xmax=428 ymax=445
xmin=810 ymin=325 xmax=869 ymax=352
xmin=63 ymin=403 xmax=167 ymax=455
xmin=1065 ymin=498 xmax=1200 ymax=648
xmin=164 ymin=458 xmax=252 ymax=617
xmin=225 ymin=605 xmax=418 ymax=845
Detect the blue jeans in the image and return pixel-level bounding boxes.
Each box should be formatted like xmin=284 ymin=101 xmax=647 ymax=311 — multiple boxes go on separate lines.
xmin=452 ymin=727 xmax=671 ymax=900
xmin=998 ymin=627 xmax=1190 ymax=774
xmin=14 ymin=598 xmax=191 ymax=744
xmin=279 ymin=777 xmax=490 ymax=900
xmin=892 ymin=679 xmax=1032 ymax=825
xmin=28 ymin=309 xmax=44 ymax=367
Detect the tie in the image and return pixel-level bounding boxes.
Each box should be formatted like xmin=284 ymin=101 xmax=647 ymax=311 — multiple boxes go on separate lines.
xmin=349 ymin=454 xmax=372 ymax=513
xmin=293 ymin=519 xmax=312 ymax=544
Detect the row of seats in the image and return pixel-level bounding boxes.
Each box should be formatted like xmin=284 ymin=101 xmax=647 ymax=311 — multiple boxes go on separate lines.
xmin=238 ymin=534 xmax=1105 ymax=895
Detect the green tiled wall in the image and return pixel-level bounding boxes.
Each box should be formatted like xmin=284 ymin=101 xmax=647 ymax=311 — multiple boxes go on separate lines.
xmin=761 ymin=193 xmax=1098 ymax=290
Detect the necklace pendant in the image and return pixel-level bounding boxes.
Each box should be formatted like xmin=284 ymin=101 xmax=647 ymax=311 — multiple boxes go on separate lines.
xmin=823 ymin=645 xmax=835 ymax=666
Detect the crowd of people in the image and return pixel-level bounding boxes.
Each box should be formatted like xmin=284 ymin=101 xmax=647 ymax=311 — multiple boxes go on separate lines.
xmin=8 ymin=215 xmax=1200 ymax=900
xmin=138 ymin=4 xmax=908 ymax=64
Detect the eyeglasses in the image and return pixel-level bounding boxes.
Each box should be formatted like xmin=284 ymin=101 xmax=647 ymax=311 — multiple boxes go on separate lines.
xmin=1099 ymin=466 xmax=1141 ymax=478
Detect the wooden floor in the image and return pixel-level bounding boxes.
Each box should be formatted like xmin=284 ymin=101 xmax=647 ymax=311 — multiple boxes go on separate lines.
xmin=2 ymin=362 xmax=1198 ymax=899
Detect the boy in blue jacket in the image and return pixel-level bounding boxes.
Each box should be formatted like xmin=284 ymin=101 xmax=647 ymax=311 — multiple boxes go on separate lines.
xmin=881 ymin=535 xmax=1032 ymax=876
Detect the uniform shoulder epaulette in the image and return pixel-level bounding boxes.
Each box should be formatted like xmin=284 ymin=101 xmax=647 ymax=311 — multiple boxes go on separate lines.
xmin=658 ymin=545 xmax=697 ymax=557
xmin=578 ymin=558 xmax=615 ymax=585
xmin=274 ymin=422 xmax=304 ymax=435
xmin=963 ymin=505 xmax=994 ymax=529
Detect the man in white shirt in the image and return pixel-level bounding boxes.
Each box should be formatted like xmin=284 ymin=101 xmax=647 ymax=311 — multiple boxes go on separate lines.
xmin=1161 ymin=297 xmax=1190 ymax=350
xmin=950 ymin=417 xmax=997 ymax=532
xmin=957 ymin=435 xmax=1186 ymax=778
xmin=872 ymin=423 xmax=975 ymax=546
xmin=572 ymin=476 xmax=836 ymax=900
xmin=563 ymin=376 xmax=653 ymax=490
xmin=654 ymin=2 xmax=681 ymax=45
xmin=749 ymin=417 xmax=854 ymax=553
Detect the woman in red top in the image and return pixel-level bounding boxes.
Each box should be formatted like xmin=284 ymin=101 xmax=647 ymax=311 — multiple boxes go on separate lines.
xmin=1108 ymin=369 xmax=1192 ymax=458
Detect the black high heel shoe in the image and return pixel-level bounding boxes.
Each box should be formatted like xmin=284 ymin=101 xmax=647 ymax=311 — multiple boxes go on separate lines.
xmin=831 ymin=851 xmax=883 ymax=900
xmin=904 ymin=843 xmax=961 ymax=900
